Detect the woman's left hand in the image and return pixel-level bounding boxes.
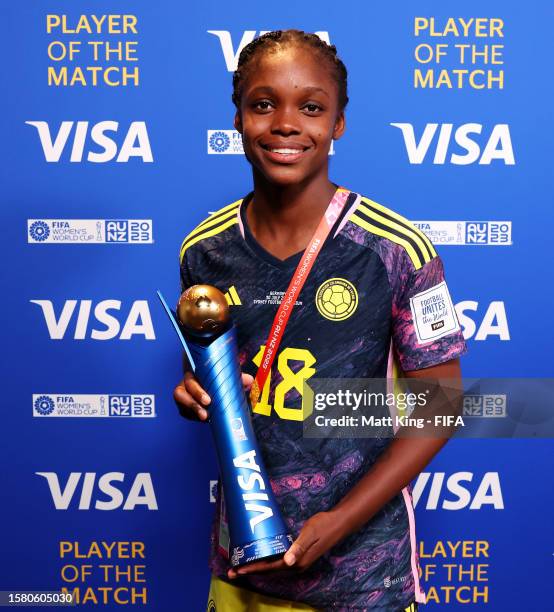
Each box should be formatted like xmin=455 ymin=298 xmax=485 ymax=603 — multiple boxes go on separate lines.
xmin=227 ymin=511 xmax=344 ymax=579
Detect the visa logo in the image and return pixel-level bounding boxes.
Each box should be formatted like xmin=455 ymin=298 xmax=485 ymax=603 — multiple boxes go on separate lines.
xmin=455 ymin=300 xmax=510 ymax=341
xmin=26 ymin=120 xmax=153 ymax=163
xmin=208 ymin=30 xmax=331 ymax=72
xmin=36 ymin=472 xmax=158 ymax=510
xmin=391 ymin=123 xmax=515 ymax=165
xmin=30 ymin=299 xmax=155 ymax=340
xmin=413 ymin=472 xmax=504 ymax=510
xmin=233 ymin=450 xmax=274 ymax=533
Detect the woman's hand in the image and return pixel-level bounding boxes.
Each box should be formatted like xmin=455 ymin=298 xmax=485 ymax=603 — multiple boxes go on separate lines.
xmin=173 ymin=372 xmax=254 ymax=421
xmin=227 ymin=510 xmax=345 ymax=579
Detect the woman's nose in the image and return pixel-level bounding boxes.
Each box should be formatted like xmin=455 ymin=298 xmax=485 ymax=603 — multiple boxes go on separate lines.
xmin=270 ymin=106 xmax=301 ymax=135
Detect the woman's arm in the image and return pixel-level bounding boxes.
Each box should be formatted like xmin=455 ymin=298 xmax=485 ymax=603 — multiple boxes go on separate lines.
xmin=325 ymin=358 xmax=461 ymax=539
xmin=230 ymin=357 xmax=461 ymax=577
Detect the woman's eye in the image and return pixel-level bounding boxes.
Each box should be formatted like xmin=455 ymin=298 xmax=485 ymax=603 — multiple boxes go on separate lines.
xmin=253 ymin=100 xmax=273 ymax=111
xmin=303 ymin=103 xmax=323 ymax=114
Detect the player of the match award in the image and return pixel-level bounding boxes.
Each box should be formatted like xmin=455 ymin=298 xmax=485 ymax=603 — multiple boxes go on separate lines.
xmin=157 ymin=285 xmax=292 ymax=567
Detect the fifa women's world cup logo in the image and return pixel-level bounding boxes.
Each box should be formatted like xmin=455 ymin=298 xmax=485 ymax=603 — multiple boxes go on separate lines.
xmin=158 ymin=285 xmax=292 ymax=567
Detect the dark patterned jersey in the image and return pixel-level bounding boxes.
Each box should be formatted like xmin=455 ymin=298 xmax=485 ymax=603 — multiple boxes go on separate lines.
xmin=179 ymin=190 xmax=467 ymax=611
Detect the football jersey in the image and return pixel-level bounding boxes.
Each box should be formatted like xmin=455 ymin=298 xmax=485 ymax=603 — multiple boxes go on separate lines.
xmin=179 ymin=189 xmax=467 ymax=611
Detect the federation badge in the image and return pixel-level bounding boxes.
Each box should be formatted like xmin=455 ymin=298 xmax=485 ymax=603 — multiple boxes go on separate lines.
xmin=315 ymin=278 xmax=358 ymax=321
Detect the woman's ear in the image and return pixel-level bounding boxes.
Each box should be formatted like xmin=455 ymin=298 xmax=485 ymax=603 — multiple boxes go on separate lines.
xmin=234 ymin=112 xmax=243 ymax=134
xmin=333 ymin=111 xmax=346 ymax=140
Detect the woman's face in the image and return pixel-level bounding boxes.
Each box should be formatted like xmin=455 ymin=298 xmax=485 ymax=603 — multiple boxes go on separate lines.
xmin=235 ymin=45 xmax=345 ymax=187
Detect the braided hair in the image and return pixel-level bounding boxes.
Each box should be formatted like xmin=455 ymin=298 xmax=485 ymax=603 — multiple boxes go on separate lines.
xmin=232 ymin=29 xmax=349 ymax=111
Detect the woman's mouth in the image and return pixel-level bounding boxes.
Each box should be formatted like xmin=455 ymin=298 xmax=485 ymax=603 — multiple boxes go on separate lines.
xmin=260 ymin=143 xmax=311 ymax=163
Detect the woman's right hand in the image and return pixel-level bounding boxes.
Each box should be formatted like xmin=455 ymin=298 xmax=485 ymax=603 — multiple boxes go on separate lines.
xmin=173 ymin=371 xmax=254 ymax=422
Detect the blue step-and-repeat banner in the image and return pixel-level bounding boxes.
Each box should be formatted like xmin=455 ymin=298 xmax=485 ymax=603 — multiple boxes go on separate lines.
xmin=1 ymin=1 xmax=552 ymax=610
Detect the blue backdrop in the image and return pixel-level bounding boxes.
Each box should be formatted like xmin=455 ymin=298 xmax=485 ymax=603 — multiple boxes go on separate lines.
xmin=2 ymin=1 xmax=553 ymax=609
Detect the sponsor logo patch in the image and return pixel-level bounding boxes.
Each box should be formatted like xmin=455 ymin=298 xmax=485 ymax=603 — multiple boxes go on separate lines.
xmin=410 ymin=281 xmax=459 ymax=344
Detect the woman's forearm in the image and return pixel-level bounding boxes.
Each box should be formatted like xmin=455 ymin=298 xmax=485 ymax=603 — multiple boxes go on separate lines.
xmin=329 ymin=436 xmax=448 ymax=538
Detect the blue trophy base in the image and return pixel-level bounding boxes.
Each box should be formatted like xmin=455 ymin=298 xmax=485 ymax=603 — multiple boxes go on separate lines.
xmin=230 ymin=533 xmax=293 ymax=567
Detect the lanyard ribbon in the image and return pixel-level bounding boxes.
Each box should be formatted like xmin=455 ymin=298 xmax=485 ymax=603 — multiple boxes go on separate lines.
xmin=249 ymin=187 xmax=354 ymax=408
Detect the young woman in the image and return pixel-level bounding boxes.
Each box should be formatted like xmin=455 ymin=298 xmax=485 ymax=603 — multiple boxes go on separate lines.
xmin=174 ymin=30 xmax=466 ymax=611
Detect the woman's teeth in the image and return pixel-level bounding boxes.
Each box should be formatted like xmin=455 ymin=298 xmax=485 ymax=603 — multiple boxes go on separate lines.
xmin=270 ymin=148 xmax=302 ymax=154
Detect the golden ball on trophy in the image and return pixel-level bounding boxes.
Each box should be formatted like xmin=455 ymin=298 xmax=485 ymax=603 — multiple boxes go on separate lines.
xmin=177 ymin=285 xmax=230 ymax=338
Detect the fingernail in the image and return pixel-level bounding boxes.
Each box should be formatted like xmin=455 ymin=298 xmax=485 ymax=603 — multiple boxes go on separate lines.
xmin=284 ymin=553 xmax=296 ymax=566
xmin=201 ymin=394 xmax=211 ymax=405
xmin=199 ymin=409 xmax=208 ymax=420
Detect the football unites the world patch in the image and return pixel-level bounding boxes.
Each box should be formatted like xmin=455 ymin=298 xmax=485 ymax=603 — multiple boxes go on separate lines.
xmin=409 ymin=281 xmax=460 ymax=344
xmin=315 ymin=278 xmax=358 ymax=321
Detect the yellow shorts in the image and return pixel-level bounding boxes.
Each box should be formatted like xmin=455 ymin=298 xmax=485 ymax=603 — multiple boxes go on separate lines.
xmin=206 ymin=576 xmax=418 ymax=611
xmin=206 ymin=576 xmax=316 ymax=611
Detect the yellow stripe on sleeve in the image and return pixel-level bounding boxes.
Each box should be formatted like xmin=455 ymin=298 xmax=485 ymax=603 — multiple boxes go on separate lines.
xmin=181 ymin=206 xmax=239 ymax=247
xmin=350 ymin=213 xmax=424 ymax=270
xmin=361 ymin=197 xmax=437 ymax=258
xmin=179 ymin=203 xmax=240 ymax=263
xmin=180 ymin=218 xmax=238 ymax=263
xmin=197 ymin=199 xmax=242 ymax=229
xmin=357 ymin=203 xmax=432 ymax=265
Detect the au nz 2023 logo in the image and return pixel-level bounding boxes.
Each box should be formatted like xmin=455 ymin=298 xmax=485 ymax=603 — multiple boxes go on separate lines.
xmin=28 ymin=219 xmax=153 ymax=244
xmin=413 ymin=221 xmax=511 ymax=245
xmin=33 ymin=394 xmax=155 ymax=417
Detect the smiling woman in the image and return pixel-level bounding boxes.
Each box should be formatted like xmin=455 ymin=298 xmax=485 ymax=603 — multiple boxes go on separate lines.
xmin=173 ymin=29 xmax=466 ymax=612
xmin=234 ymin=32 xmax=345 ymax=195
xmin=230 ymin=32 xmax=348 ymax=259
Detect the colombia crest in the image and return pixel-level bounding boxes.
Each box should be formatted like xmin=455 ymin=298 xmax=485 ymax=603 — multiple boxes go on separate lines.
xmin=315 ymin=278 xmax=358 ymax=321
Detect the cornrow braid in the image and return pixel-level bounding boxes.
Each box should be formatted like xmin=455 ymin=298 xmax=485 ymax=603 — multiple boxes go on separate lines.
xmin=232 ymin=29 xmax=349 ymax=111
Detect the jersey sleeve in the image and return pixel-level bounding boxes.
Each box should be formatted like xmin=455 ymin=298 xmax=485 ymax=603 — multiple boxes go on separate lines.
xmin=391 ymin=254 xmax=467 ymax=371
xmin=180 ymin=250 xmax=195 ymax=292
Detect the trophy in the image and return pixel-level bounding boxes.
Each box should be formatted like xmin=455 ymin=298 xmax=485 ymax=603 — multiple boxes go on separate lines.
xmin=157 ymin=285 xmax=292 ymax=567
